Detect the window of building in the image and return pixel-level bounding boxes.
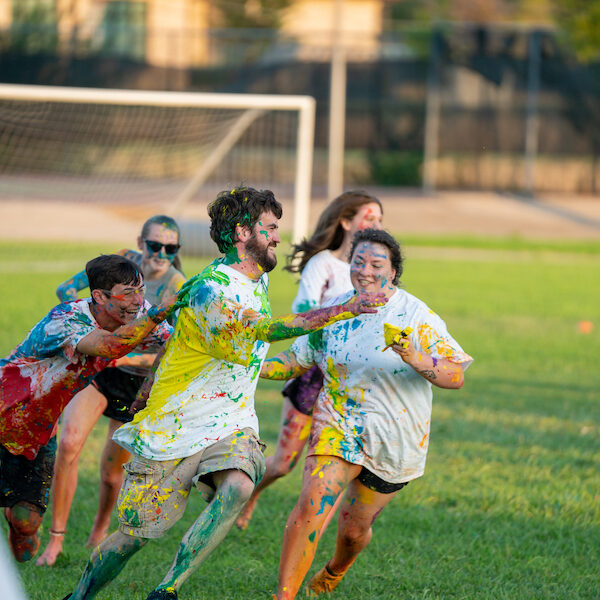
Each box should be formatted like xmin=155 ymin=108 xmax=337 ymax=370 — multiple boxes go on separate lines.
xmin=101 ymin=1 xmax=147 ymax=61
xmin=11 ymin=0 xmax=58 ymax=53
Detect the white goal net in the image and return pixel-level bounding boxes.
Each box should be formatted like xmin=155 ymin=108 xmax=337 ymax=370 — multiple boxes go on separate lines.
xmin=0 ymin=84 xmax=315 ymax=243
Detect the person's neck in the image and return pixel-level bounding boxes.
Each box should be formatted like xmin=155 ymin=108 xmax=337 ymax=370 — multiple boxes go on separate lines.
xmin=89 ymin=302 xmax=120 ymax=332
xmin=331 ymin=237 xmax=353 ymax=263
xmin=222 ymin=248 xmax=264 ymax=281
xmin=383 ymin=285 xmax=397 ymax=301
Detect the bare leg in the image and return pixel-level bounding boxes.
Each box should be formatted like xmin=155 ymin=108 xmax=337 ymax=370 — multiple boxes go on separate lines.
xmin=276 ymin=455 xmax=360 ymax=600
xmin=152 ymin=469 xmax=255 ymax=594
xmin=319 ymin=487 xmax=344 ymax=536
xmin=307 ymin=478 xmax=398 ymax=595
xmin=70 ymin=530 xmax=148 ymax=600
xmin=87 ymin=418 xmax=130 ymax=547
xmin=36 ymin=385 xmax=107 ymax=566
xmin=4 ymin=502 xmax=43 ymax=562
xmin=236 ymin=398 xmax=311 ymax=530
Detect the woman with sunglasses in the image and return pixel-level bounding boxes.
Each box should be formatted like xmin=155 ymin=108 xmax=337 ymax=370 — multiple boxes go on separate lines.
xmin=36 ymin=215 xmax=185 ymax=567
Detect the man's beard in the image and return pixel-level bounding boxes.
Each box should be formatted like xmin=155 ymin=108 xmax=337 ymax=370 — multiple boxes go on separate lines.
xmin=246 ymin=235 xmax=277 ymax=273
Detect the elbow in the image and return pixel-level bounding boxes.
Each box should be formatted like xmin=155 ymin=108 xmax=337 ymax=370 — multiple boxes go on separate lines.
xmin=450 ymin=370 xmax=465 ymax=389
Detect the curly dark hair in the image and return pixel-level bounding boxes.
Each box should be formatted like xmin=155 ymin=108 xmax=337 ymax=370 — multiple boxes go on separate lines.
xmin=285 ymin=190 xmax=382 ymax=274
xmin=208 ymin=187 xmax=283 ymax=254
xmin=350 ymin=229 xmax=403 ymax=286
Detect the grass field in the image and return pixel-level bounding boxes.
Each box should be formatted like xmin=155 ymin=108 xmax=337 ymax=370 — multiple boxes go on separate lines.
xmin=1 ymin=237 xmax=599 ymax=600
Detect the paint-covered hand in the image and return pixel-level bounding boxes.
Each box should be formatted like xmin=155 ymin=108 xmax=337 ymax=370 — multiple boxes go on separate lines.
xmin=391 ymin=335 xmax=418 ymax=363
xmin=342 ymin=291 xmax=388 ymax=315
xmin=174 ymin=275 xmax=202 ymax=310
xmin=175 ymin=262 xmax=231 ymax=310
xmin=130 ymin=376 xmax=153 ymax=414
xmin=147 ymin=295 xmax=179 ymax=323
xmin=241 ymin=308 xmax=262 ymax=324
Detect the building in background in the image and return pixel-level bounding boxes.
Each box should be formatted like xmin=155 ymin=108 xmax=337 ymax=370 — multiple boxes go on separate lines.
xmin=1 ymin=0 xmax=600 ymax=195
xmin=0 ymin=0 xmax=385 ymax=67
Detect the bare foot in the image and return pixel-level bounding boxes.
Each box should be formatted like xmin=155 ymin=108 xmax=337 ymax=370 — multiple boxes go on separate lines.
xmin=36 ymin=532 xmax=64 ymax=566
xmin=86 ymin=527 xmax=109 ymax=548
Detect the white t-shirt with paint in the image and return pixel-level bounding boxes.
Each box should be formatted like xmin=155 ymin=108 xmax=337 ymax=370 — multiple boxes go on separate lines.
xmin=292 ymin=250 xmax=352 ymax=313
xmin=114 ymin=262 xmax=271 ymax=461
xmin=291 ymin=288 xmax=473 ymax=484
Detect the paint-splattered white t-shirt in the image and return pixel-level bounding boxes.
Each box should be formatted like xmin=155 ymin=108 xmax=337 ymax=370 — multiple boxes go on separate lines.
xmin=292 ymin=250 xmax=352 ymax=313
xmin=114 ymin=262 xmax=271 ymax=461
xmin=291 ymin=288 xmax=473 ymax=484
xmin=0 ymin=299 xmax=172 ymax=459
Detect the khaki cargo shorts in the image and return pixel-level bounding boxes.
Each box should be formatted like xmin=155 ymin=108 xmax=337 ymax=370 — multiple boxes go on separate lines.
xmin=116 ymin=428 xmax=265 ymax=539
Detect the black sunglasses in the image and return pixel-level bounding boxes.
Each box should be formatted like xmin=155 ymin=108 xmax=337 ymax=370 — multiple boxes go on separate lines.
xmin=144 ymin=240 xmax=181 ymax=255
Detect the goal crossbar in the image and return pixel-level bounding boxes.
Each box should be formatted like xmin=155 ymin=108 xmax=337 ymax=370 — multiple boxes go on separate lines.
xmin=0 ymin=83 xmax=316 ymax=243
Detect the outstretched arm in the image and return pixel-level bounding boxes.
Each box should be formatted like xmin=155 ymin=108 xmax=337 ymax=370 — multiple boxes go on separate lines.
xmin=56 ymin=270 xmax=89 ymax=302
xmin=76 ymin=296 xmax=178 ymax=358
xmin=392 ymin=338 xmax=465 ymax=389
xmin=260 ymin=350 xmax=308 ymax=380
xmin=254 ymin=291 xmax=387 ymax=343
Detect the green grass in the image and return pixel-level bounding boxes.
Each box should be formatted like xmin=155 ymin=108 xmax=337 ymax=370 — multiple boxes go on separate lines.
xmin=1 ymin=238 xmax=599 ymax=599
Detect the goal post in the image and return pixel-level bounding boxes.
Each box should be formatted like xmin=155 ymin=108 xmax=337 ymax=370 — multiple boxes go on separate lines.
xmin=0 ymin=83 xmax=316 ymax=244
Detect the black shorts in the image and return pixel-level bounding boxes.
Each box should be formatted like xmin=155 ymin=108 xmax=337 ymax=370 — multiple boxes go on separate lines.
xmin=92 ymin=367 xmax=146 ymax=423
xmin=0 ymin=436 xmax=57 ymax=513
xmin=282 ymin=366 xmax=324 ymax=416
xmin=357 ymin=467 xmax=409 ymax=494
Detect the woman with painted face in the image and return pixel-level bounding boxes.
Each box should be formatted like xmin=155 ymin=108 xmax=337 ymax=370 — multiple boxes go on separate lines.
xmin=36 ymin=215 xmax=185 ymax=567
xmin=261 ymin=229 xmax=473 ymax=600
xmin=235 ymin=191 xmax=383 ymax=531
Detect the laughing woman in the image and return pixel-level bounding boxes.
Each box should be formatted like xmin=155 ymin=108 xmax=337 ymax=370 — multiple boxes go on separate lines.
xmin=261 ymin=229 xmax=473 ymax=600
xmin=37 ymin=215 xmax=185 ymax=567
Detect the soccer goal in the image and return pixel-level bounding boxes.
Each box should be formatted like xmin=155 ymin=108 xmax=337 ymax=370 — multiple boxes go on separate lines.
xmin=0 ymin=84 xmax=315 ymax=244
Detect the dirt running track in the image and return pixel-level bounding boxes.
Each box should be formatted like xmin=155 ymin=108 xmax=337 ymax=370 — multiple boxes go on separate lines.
xmin=1 ymin=189 xmax=599 ymax=245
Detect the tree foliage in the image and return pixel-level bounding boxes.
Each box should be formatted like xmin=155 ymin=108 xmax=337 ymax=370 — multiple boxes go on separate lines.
xmin=553 ymin=0 xmax=600 ymax=61
xmin=211 ymin=0 xmax=293 ymax=29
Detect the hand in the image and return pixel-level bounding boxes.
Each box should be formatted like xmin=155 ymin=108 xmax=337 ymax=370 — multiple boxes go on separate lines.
xmin=343 ymin=291 xmax=388 ymax=315
xmin=175 ymin=265 xmax=231 ymax=310
xmin=129 ymin=379 xmax=152 ymax=414
xmin=175 ymin=275 xmax=202 ymax=310
xmin=148 ymin=287 xmax=190 ymax=323
xmin=241 ymin=308 xmax=262 ymax=324
xmin=391 ymin=336 xmax=418 ymax=364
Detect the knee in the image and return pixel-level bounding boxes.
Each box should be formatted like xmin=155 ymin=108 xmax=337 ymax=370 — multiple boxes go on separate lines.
xmin=6 ymin=504 xmax=43 ymax=537
xmin=100 ymin=466 xmax=124 ymax=490
xmin=293 ymin=495 xmax=323 ymax=523
xmin=338 ymin=521 xmax=371 ymax=548
xmin=58 ymin=430 xmax=85 ymax=461
xmin=223 ymin=474 xmax=255 ymax=509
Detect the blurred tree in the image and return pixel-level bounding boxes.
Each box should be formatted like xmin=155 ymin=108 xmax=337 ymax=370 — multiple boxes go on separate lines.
xmin=211 ymin=0 xmax=292 ymax=29
xmin=10 ymin=0 xmax=58 ymax=54
xmin=385 ymin=0 xmax=553 ymax=24
xmin=553 ymin=0 xmax=600 ymax=61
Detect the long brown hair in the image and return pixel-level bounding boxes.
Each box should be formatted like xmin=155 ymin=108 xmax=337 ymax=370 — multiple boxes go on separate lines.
xmin=285 ymin=190 xmax=382 ymax=274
